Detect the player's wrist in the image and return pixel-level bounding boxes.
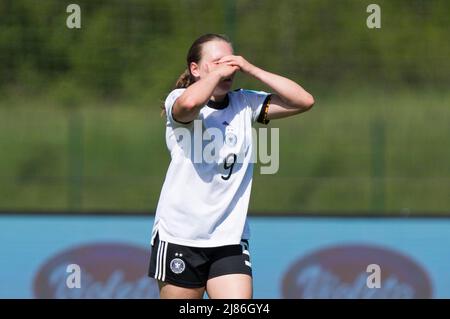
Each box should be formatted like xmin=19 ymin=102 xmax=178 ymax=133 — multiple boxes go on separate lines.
xmin=239 ymin=59 xmax=254 ymax=73
xmin=209 ymin=69 xmax=227 ymax=81
xmin=247 ymin=64 xmax=263 ymax=78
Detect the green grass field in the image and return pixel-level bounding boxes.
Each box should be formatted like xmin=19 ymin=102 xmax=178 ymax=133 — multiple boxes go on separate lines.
xmin=1 ymin=88 xmax=449 ymax=214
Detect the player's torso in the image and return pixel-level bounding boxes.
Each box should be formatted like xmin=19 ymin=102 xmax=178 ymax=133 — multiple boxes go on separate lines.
xmin=196 ymin=92 xmax=253 ymax=161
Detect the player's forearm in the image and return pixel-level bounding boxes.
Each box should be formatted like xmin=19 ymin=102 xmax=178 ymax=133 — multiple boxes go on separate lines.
xmin=180 ymin=72 xmax=222 ymax=108
xmin=173 ymin=73 xmax=222 ymax=122
xmin=248 ymin=66 xmax=314 ymax=108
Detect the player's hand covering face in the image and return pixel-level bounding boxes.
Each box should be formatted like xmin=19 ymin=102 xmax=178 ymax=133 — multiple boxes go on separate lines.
xmin=193 ymin=40 xmax=238 ymax=95
xmin=217 ymin=55 xmax=254 ymax=75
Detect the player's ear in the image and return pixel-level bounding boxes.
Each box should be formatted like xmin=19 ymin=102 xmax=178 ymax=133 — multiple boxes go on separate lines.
xmin=190 ymin=62 xmax=200 ymax=78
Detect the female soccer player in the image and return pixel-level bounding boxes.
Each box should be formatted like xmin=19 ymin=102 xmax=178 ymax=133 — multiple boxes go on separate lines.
xmin=148 ymin=33 xmax=314 ymax=299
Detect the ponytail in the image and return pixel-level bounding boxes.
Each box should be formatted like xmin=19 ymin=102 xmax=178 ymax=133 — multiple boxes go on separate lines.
xmin=174 ymin=68 xmax=194 ymax=89
xmin=161 ymin=68 xmax=194 ymax=117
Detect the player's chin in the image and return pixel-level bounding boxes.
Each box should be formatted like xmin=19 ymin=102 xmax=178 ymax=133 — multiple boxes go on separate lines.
xmin=217 ymin=79 xmax=233 ymax=93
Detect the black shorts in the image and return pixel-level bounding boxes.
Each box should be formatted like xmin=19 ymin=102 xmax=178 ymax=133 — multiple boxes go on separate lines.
xmin=148 ymin=233 xmax=252 ymax=288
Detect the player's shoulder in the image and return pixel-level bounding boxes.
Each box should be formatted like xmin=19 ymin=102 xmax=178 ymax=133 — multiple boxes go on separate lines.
xmin=229 ymin=88 xmax=270 ymax=106
xmin=229 ymin=88 xmax=257 ymax=98
xmin=229 ymin=88 xmax=261 ymax=112
xmin=228 ymin=88 xmax=247 ymax=104
xmin=165 ymin=88 xmax=186 ymax=105
xmin=166 ymin=88 xmax=186 ymax=99
xmin=231 ymin=88 xmax=268 ymax=96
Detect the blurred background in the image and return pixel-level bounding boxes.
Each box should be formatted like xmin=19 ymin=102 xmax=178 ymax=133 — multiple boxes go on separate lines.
xmin=1 ymin=0 xmax=450 ymax=299
xmin=1 ymin=0 xmax=449 ymax=214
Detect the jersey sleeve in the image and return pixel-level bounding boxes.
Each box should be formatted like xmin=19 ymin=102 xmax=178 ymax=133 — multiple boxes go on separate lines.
xmin=241 ymin=89 xmax=272 ymax=125
xmin=164 ymin=88 xmax=193 ymax=126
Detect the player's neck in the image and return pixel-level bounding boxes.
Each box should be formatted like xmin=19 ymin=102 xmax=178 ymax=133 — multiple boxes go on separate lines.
xmin=207 ymin=93 xmax=229 ymax=110
xmin=210 ymin=93 xmax=227 ymax=102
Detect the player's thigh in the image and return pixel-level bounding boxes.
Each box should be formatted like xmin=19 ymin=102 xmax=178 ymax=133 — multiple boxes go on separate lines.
xmin=148 ymin=233 xmax=209 ymax=298
xmin=158 ymin=281 xmax=205 ymax=299
xmin=206 ymin=274 xmax=252 ymax=299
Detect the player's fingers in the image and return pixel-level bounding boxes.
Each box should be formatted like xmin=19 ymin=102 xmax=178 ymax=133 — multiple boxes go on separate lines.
xmin=226 ymin=62 xmax=241 ymax=71
xmin=218 ymin=55 xmax=235 ymax=63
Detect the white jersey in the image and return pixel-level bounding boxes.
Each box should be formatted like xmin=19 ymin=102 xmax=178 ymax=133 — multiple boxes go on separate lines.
xmin=151 ymin=88 xmax=271 ymax=247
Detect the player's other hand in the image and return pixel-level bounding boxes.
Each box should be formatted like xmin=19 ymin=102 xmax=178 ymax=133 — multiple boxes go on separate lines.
xmin=217 ymin=55 xmax=254 ymax=74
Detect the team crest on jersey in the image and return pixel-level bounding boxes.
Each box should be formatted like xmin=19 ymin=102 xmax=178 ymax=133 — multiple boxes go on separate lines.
xmin=224 ymin=126 xmax=237 ymax=147
xmin=170 ymin=258 xmax=185 ymax=274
